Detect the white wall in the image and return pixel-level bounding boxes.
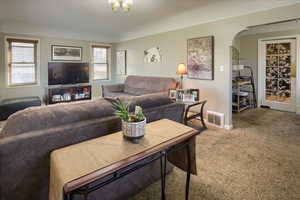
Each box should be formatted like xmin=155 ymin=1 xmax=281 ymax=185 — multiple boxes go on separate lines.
xmin=116 ymin=3 xmax=300 ymax=127
xmin=0 ymin=33 xmax=117 ymax=102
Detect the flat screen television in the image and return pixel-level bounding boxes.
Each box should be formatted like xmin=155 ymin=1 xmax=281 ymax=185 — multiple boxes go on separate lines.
xmin=48 ymin=62 xmax=89 ymax=85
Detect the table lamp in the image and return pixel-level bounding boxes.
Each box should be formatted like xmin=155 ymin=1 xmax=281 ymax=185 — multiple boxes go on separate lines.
xmin=176 ymin=63 xmax=187 ymax=89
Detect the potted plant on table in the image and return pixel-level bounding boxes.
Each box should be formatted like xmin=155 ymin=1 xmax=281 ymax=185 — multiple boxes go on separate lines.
xmin=106 ymin=98 xmax=146 ymax=143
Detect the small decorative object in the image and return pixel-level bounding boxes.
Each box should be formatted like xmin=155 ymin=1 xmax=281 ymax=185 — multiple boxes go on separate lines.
xmin=106 ymin=98 xmax=146 ymax=143
xmin=189 ymin=89 xmax=200 ymax=101
xmin=144 ymin=47 xmax=161 ymax=63
xmin=183 ymin=92 xmax=194 ymax=102
xmin=169 ymin=89 xmax=177 ymax=99
xmin=117 ymin=50 xmax=127 ymax=75
xmin=52 ymin=45 xmax=82 ymax=61
xmin=108 ymin=0 xmax=133 ymax=12
xmin=176 ymin=63 xmax=187 ymax=89
xmin=187 ymin=36 xmax=214 ymax=80
xmin=52 ymin=95 xmax=63 ymax=102
xmin=176 ymin=89 xmax=184 ymax=101
xmin=231 ymin=46 xmax=240 ymax=65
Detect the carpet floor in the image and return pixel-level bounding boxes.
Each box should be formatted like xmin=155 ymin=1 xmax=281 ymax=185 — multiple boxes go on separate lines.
xmin=129 ymin=108 xmax=300 ymax=200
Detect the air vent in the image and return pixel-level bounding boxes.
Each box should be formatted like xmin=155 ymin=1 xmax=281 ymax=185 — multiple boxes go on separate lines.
xmin=206 ymin=111 xmax=224 ymax=128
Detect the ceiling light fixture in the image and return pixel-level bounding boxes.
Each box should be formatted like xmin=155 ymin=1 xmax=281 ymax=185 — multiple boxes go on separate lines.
xmin=108 ymin=0 xmax=133 ymax=12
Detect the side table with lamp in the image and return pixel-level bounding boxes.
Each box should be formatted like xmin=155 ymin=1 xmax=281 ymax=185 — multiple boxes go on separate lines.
xmin=174 ymin=63 xmax=207 ymax=130
xmin=176 ymin=63 xmax=188 ymax=89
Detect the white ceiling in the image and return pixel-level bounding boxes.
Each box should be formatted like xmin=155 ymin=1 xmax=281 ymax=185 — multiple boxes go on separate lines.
xmin=0 ymin=0 xmax=299 ymax=42
xmin=239 ymin=20 xmax=300 ymax=36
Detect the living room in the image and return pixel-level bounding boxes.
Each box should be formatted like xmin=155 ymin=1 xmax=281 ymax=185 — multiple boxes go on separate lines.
xmin=1 ymin=1 xmax=300 ymax=200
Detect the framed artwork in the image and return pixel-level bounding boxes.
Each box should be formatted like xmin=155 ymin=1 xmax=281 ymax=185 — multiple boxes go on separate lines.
xmin=51 ymin=45 xmax=82 ymax=61
xmin=176 ymin=89 xmax=184 ymax=101
xmin=189 ymin=89 xmax=200 ymax=101
xmin=144 ymin=47 xmax=161 ymax=63
xmin=169 ymin=89 xmax=177 ymax=99
xmin=187 ymin=36 xmax=214 ymax=80
xmin=231 ymin=46 xmax=240 ymax=65
xmin=117 ymin=50 xmax=127 ymax=75
xmin=183 ymin=93 xmax=195 ymax=102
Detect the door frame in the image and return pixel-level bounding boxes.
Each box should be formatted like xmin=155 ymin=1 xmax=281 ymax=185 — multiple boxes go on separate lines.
xmin=258 ymin=35 xmax=300 ymax=114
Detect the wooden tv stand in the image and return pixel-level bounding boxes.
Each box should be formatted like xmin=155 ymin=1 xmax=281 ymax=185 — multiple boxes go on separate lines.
xmin=48 ymin=85 xmax=92 ymax=105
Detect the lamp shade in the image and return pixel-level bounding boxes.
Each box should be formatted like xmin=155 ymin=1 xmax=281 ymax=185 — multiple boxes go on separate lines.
xmin=176 ymin=63 xmax=187 ymax=75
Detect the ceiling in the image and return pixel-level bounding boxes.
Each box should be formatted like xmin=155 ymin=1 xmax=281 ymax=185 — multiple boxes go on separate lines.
xmin=0 ymin=0 xmax=299 ymax=42
xmin=239 ymin=19 xmax=300 ymax=36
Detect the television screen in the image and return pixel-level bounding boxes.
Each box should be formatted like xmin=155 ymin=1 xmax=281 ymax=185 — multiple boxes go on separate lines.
xmin=48 ymin=62 xmax=89 ymax=85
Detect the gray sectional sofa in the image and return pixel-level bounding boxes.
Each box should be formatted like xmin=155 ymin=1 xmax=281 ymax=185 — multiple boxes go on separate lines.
xmin=102 ymin=75 xmax=178 ymax=98
xmin=0 ymin=94 xmax=185 ymax=200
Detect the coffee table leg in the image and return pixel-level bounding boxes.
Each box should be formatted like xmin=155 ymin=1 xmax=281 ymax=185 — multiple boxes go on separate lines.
xmin=160 ymin=152 xmax=167 ymax=200
xmin=64 ymin=193 xmax=71 ymax=200
xmin=185 ymin=144 xmax=191 ymax=200
xmin=83 ymin=192 xmax=89 ymax=200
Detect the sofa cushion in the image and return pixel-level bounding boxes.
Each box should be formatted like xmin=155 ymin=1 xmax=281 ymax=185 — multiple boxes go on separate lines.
xmin=1 ymin=99 xmax=115 ymax=138
xmin=124 ymin=87 xmax=154 ymax=96
xmin=118 ymin=93 xmax=174 ymax=112
xmin=103 ymin=92 xmax=135 ymax=98
xmin=124 ymin=75 xmax=177 ymax=95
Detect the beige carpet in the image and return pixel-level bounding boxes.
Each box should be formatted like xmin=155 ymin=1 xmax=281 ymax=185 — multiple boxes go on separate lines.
xmin=130 ymin=108 xmax=300 ymax=200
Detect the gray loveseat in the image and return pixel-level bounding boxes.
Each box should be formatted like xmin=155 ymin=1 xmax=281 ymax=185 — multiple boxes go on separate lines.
xmin=102 ymin=75 xmax=178 ymax=98
xmin=0 ymin=94 xmax=185 ymax=200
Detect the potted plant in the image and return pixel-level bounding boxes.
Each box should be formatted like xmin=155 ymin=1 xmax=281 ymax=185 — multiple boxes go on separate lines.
xmin=107 ymin=98 xmax=146 ymax=143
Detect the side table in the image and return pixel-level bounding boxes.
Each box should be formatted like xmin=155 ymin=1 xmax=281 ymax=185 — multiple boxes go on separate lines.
xmin=177 ymin=100 xmax=207 ymax=130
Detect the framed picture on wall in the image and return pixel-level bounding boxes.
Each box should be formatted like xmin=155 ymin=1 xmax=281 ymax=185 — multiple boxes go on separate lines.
xmin=187 ymin=36 xmax=214 ymax=80
xmin=144 ymin=47 xmax=161 ymax=63
xmin=51 ymin=45 xmax=82 ymax=61
xmin=117 ymin=50 xmax=127 ymax=75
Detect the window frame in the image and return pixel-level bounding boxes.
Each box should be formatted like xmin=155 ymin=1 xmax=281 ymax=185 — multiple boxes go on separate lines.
xmin=91 ymin=44 xmax=111 ymax=81
xmin=5 ymin=36 xmax=40 ymax=87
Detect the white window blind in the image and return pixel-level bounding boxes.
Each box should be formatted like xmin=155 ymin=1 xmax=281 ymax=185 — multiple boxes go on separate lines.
xmin=92 ymin=45 xmax=109 ymax=80
xmin=7 ymin=38 xmax=38 ymax=86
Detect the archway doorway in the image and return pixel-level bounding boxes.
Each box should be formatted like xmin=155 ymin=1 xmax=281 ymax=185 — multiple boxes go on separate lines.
xmin=231 ymin=19 xmax=300 ymax=126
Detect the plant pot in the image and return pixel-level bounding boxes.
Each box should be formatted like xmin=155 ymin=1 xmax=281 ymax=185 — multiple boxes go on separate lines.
xmin=122 ymin=118 xmax=146 ymax=143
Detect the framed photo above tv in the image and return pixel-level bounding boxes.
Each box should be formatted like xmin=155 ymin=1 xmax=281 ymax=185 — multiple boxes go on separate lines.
xmin=187 ymin=36 xmax=214 ymax=80
xmin=51 ymin=45 xmax=82 ymax=61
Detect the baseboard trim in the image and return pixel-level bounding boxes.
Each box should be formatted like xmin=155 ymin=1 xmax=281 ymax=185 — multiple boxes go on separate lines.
xmin=203 ymin=118 xmax=232 ymax=130
xmin=224 ymin=124 xmax=233 ymax=130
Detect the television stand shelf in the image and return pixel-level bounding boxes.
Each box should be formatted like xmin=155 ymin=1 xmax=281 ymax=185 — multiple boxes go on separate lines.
xmin=48 ymin=85 xmax=92 ymax=105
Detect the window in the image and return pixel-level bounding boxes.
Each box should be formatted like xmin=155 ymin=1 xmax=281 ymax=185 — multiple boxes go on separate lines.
xmin=92 ymin=45 xmax=110 ymax=80
xmin=6 ymin=38 xmax=39 ymax=86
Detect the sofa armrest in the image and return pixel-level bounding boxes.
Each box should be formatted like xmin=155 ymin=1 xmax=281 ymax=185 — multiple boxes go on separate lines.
xmin=102 ymin=84 xmax=125 ymax=97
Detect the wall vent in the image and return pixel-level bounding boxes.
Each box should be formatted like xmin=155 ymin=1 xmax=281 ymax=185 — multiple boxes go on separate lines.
xmin=206 ymin=111 xmax=224 ymax=128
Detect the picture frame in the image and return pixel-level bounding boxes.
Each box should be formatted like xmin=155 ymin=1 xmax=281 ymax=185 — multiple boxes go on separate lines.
xmin=176 ymin=89 xmax=184 ymax=101
xmin=144 ymin=47 xmax=161 ymax=63
xmin=116 ymin=50 xmax=127 ymax=75
xmin=187 ymin=36 xmax=214 ymax=80
xmin=51 ymin=45 xmax=82 ymax=61
xmin=183 ymin=93 xmax=195 ymax=102
xmin=169 ymin=89 xmax=177 ymax=99
xmin=189 ymin=89 xmax=200 ymax=101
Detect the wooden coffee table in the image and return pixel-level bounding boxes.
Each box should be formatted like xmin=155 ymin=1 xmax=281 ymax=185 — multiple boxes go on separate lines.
xmin=49 ymin=119 xmax=199 ymax=200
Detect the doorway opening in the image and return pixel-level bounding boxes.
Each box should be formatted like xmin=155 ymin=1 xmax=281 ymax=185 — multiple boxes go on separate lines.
xmin=231 ymin=19 xmax=300 ymax=121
